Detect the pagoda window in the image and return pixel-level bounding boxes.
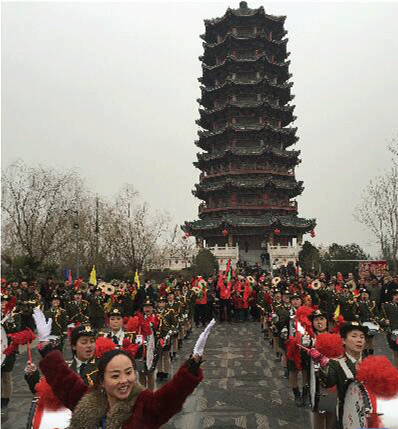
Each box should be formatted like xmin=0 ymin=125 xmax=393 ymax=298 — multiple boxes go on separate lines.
xmin=234 ymin=116 xmax=258 ymax=126
xmin=235 ymin=93 xmax=257 ymax=103
xmin=235 ymin=71 xmax=257 ymax=82
xmin=235 ymin=26 xmax=255 ymax=37
xmin=235 ymin=140 xmax=257 ymax=148
xmin=235 ymin=49 xmax=256 ymax=60
xmin=237 ymin=194 xmax=263 ymax=206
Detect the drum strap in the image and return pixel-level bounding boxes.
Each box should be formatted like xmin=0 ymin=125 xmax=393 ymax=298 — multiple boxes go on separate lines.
xmin=337 ymin=358 xmax=355 ymax=379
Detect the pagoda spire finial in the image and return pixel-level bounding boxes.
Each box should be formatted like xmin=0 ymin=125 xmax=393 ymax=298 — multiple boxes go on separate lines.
xmin=239 ymin=1 xmax=248 ymax=9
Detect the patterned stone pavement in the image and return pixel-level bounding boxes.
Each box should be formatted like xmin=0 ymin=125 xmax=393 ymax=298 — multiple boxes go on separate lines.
xmin=1 ymin=321 xmax=392 ymax=429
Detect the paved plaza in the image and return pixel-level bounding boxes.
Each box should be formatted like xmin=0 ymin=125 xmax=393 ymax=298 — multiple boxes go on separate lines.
xmin=1 ymin=321 xmax=392 ymax=429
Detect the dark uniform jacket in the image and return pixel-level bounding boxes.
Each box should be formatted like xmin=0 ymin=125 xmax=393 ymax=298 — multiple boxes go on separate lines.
xmin=338 ymin=295 xmax=359 ymax=322
xmin=44 ymin=307 xmax=68 ymax=337
xmin=382 ymin=301 xmax=398 ymax=330
xmin=319 ymin=354 xmax=358 ymax=429
xmin=66 ymin=300 xmax=90 ymax=324
xmin=69 ymin=356 xmax=98 ymax=386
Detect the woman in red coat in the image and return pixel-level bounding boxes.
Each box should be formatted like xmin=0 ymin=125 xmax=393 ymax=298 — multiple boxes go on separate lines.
xmin=38 ymin=347 xmax=203 ymax=429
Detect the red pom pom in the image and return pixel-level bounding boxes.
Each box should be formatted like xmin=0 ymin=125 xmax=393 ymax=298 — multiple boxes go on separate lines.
xmin=122 ymin=342 xmax=139 ymax=358
xmin=125 ymin=316 xmax=140 ymax=332
xmin=4 ymin=328 xmax=36 ymax=355
xmin=356 ymin=356 xmax=398 ymax=398
xmin=315 ymin=333 xmax=344 ymax=358
xmin=95 ymin=337 xmax=116 ymax=358
xmin=286 ymin=336 xmax=302 ymax=370
xmin=296 ymin=306 xmax=313 ymax=322
xmin=35 ymin=377 xmax=63 ymax=410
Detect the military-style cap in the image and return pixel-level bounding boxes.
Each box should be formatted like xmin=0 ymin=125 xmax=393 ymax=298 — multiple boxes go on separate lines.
xmin=340 ymin=321 xmax=369 ymax=338
xmin=51 ymin=293 xmax=61 ymax=300
xmin=309 ymin=309 xmax=327 ymax=321
xmin=70 ymin=325 xmax=96 ymax=346
xmin=142 ymin=298 xmax=154 ymax=307
xmin=109 ymin=308 xmax=123 ymax=318
xmin=158 ymin=296 xmax=167 ymax=303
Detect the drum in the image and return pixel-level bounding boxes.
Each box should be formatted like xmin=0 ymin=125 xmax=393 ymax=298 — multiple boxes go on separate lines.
xmin=26 ymin=397 xmax=71 ymax=429
xmin=342 ymin=380 xmax=372 ymax=429
xmin=136 ymin=333 xmax=159 ymax=374
xmin=1 ymin=325 xmax=7 ymax=366
xmin=376 ymin=396 xmax=398 ymax=429
xmin=362 ymin=321 xmax=380 ymax=337
xmin=310 ymin=360 xmax=337 ymax=413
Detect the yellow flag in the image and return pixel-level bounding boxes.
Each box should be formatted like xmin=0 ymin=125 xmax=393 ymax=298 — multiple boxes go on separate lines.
xmin=89 ymin=265 xmax=97 ymax=286
xmin=134 ymin=270 xmax=140 ymax=288
xmin=333 ymin=304 xmax=340 ymax=321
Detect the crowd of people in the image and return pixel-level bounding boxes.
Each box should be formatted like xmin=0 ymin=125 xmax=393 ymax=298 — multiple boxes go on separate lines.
xmin=1 ymin=267 xmax=398 ymax=428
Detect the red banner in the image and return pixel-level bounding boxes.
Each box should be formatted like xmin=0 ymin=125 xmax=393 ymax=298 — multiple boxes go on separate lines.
xmin=358 ymin=260 xmax=388 ymax=277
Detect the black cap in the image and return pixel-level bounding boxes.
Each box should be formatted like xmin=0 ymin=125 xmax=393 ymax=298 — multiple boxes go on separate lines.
xmin=309 ymin=309 xmax=327 ymax=321
xmin=340 ymin=322 xmax=369 ymax=338
xmin=51 ymin=293 xmax=61 ymax=300
xmin=359 ymin=288 xmax=369 ymax=294
xmin=142 ymin=298 xmax=154 ymax=307
xmin=70 ymin=325 xmax=96 ymax=346
xmin=158 ymin=296 xmax=167 ymax=303
xmin=109 ymin=308 xmax=123 ymax=318
xmin=391 ymin=288 xmax=398 ymax=296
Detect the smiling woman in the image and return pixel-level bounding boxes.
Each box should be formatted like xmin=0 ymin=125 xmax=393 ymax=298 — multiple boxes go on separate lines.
xmin=38 ymin=346 xmax=204 ymax=429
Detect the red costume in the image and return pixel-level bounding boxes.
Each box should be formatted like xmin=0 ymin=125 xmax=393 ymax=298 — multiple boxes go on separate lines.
xmin=39 ymin=350 xmax=203 ymax=429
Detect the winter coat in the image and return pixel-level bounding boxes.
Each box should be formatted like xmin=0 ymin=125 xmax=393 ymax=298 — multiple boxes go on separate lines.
xmin=39 ymin=350 xmax=203 ymax=429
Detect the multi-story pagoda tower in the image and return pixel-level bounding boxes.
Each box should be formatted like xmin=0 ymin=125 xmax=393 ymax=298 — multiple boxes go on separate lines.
xmin=183 ymin=2 xmax=316 ymax=266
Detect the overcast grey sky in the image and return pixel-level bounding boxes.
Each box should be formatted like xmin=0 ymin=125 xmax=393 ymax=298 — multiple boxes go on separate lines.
xmin=2 ymin=1 xmax=398 ymax=256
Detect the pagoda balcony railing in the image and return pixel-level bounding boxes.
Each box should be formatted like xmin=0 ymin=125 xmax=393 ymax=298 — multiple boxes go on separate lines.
xmin=199 ymin=168 xmax=294 ymax=181
xmin=198 ymin=200 xmax=297 ymax=214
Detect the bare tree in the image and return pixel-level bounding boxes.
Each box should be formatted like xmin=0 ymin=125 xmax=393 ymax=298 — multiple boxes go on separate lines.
xmin=2 ymin=161 xmax=85 ymax=265
xmin=165 ymin=225 xmax=196 ymax=268
xmin=99 ymin=185 xmax=170 ymax=273
xmin=355 ymin=142 xmax=398 ymax=272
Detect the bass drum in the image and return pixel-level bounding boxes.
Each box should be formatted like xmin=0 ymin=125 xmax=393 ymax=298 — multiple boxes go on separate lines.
xmin=1 ymin=325 xmax=7 ymax=366
xmin=144 ymin=333 xmax=160 ymax=373
xmin=342 ymin=380 xmax=372 ymax=429
xmin=26 ymin=397 xmax=71 ymax=429
xmin=376 ymin=396 xmax=398 ymax=429
xmin=309 ymin=359 xmax=337 ymax=413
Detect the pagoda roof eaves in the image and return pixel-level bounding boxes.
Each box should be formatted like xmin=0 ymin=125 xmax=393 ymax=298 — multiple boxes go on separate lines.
xmin=204 ymin=5 xmax=286 ymax=28
xmin=202 ymin=54 xmax=290 ymax=71
xmin=183 ymin=214 xmax=315 ymax=232
xmin=203 ymin=31 xmax=288 ymax=49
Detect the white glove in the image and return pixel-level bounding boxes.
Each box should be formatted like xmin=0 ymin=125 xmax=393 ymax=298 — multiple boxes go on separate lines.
xmin=33 ymin=308 xmax=57 ymax=341
xmin=193 ymin=318 xmax=216 ymax=357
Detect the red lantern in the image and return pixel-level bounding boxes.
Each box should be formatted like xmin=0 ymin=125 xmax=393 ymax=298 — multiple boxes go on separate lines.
xmin=273 ymin=228 xmax=281 ymax=235
xmin=310 ymin=229 xmax=316 ymax=238
xmin=222 ymin=228 xmax=228 ymax=237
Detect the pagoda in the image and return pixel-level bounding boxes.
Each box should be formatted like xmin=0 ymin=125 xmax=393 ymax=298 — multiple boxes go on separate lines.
xmin=183 ymin=1 xmax=316 ymax=266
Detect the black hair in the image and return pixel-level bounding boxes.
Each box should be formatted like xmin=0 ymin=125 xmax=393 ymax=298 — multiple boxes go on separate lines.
xmin=97 ymin=349 xmax=136 ymax=385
